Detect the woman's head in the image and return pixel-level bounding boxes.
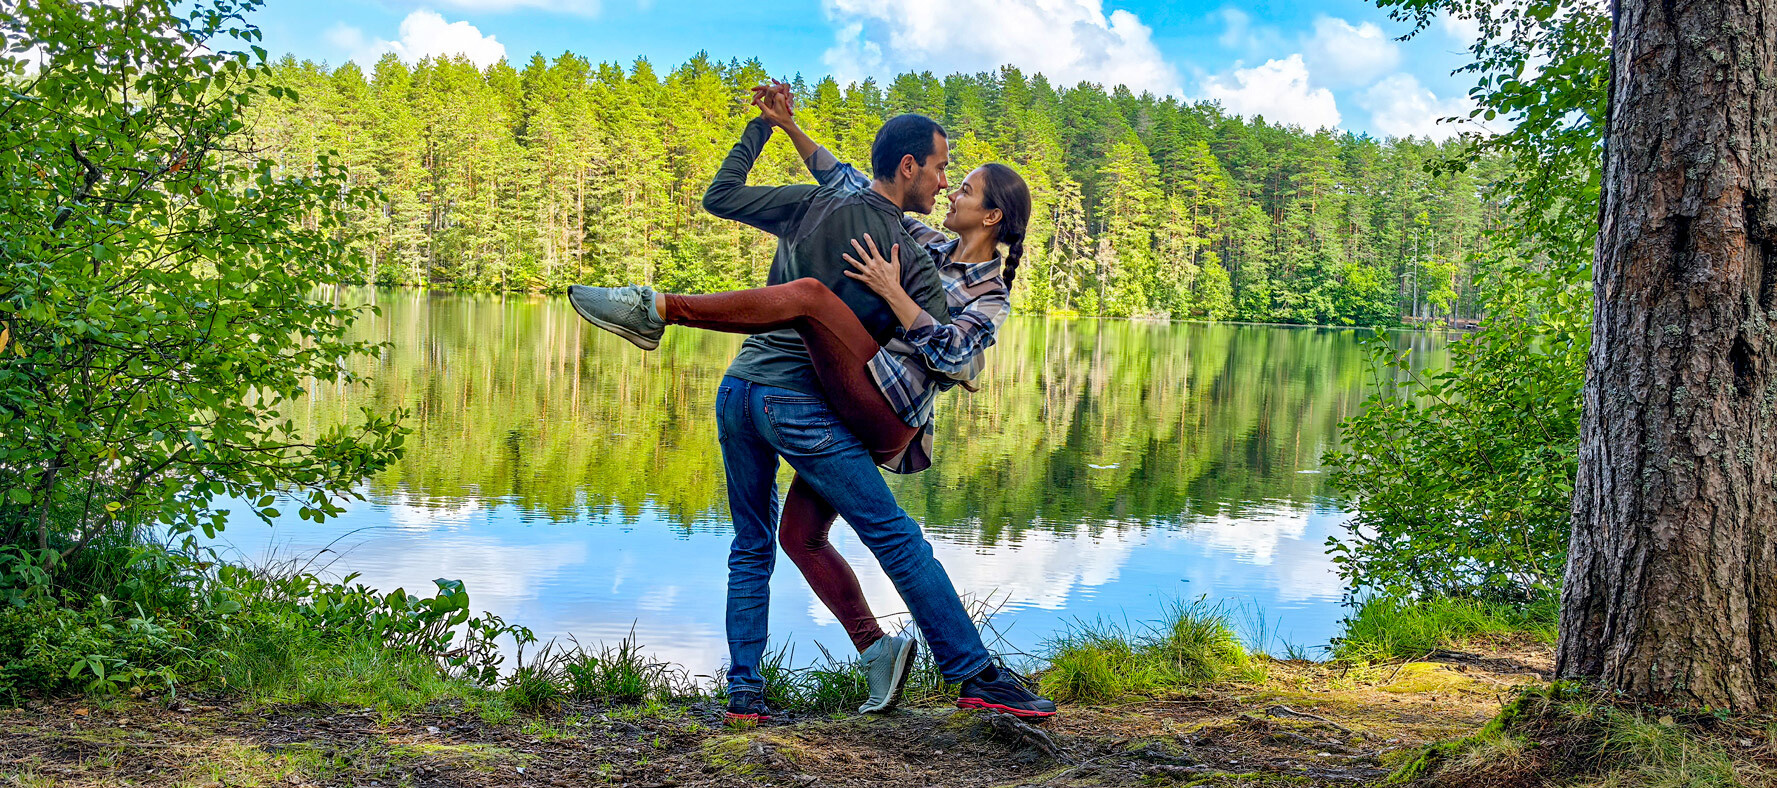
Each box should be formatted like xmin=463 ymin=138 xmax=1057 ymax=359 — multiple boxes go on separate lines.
xmin=942 ymin=163 xmax=1031 ymax=286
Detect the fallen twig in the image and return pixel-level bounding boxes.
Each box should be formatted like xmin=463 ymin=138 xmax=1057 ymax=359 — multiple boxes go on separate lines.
xmin=1264 ymin=705 xmax=1353 ymax=735
xmin=1265 ymin=730 xmax=1353 ymax=753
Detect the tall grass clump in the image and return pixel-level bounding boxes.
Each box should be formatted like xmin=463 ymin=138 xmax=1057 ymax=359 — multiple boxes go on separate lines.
xmin=1335 ymin=595 xmax=1558 ymax=664
xmin=561 ymin=633 xmax=688 ymax=705
xmin=1040 ymin=599 xmax=1257 ymax=704
xmin=795 ymin=644 xmax=872 ymax=715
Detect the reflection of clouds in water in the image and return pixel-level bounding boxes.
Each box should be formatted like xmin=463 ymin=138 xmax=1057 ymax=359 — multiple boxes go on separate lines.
xmin=278 ymin=531 xmax=586 ymax=604
xmin=637 ymin=585 xmax=681 ymax=612
xmin=810 ymin=504 xmax=1346 ymax=632
xmin=204 ymin=491 xmax=1351 ymax=675
xmin=380 ymin=492 xmax=484 ymax=533
xmin=1188 ymin=506 xmax=1309 ymax=564
xmin=1258 ymin=519 xmax=1348 ymax=603
xmin=814 ymin=526 xmax=1143 ymax=630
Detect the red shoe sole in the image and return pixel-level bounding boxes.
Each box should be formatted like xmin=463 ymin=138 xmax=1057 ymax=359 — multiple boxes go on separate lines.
xmin=955 ymin=697 xmax=1057 ymax=718
xmin=725 ymin=712 xmax=771 ymax=724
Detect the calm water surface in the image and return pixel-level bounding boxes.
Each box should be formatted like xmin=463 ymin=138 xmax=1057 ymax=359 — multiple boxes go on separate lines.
xmin=204 ymin=289 xmax=1445 ymax=672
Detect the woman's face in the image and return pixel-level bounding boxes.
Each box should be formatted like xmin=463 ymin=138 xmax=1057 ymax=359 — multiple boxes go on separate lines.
xmin=941 ymin=167 xmax=999 ymax=236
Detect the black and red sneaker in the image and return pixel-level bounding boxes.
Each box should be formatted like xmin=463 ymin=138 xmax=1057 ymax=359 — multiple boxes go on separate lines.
xmin=724 ymin=690 xmax=773 ymax=725
xmin=956 ymin=662 xmax=1058 ymax=718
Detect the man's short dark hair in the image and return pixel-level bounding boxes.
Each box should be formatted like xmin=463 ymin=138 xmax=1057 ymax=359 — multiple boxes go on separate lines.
xmin=870 ymin=114 xmax=947 ymax=181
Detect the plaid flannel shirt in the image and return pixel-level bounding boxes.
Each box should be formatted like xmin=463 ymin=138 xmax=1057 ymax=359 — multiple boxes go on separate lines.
xmin=805 ymin=146 xmax=1012 ymax=473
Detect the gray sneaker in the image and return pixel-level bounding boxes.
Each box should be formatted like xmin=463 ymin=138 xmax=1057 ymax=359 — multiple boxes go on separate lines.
xmin=567 ymin=284 xmax=665 ymax=350
xmin=857 ymin=633 xmax=918 ymax=714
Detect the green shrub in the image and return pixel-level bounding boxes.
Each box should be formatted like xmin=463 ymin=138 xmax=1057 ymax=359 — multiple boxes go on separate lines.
xmin=1325 ymin=264 xmax=1589 ymax=605
xmin=0 ymin=0 xmax=405 ymax=580
xmin=0 ymin=535 xmax=530 ymax=704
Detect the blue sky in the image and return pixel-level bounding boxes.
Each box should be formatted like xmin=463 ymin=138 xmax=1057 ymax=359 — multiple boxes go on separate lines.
xmin=255 ymin=0 xmax=1487 ymax=139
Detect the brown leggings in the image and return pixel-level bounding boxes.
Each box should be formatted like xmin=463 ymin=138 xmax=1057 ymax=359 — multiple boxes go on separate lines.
xmin=662 ymin=278 xmax=914 ymax=652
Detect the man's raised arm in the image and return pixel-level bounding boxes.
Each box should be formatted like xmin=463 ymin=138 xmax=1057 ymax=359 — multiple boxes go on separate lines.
xmin=702 ymin=117 xmax=817 ymax=236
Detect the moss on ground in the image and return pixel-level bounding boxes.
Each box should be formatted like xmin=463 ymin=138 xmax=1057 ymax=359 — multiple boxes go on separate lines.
xmin=1379 ymin=663 xmax=1482 ymax=694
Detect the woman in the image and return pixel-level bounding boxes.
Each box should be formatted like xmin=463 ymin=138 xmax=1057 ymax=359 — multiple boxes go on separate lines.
xmin=567 ymin=83 xmax=1030 ymax=719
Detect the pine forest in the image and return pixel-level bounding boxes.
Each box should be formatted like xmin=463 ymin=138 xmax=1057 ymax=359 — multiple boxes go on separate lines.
xmin=253 ymin=52 xmax=1507 ymax=326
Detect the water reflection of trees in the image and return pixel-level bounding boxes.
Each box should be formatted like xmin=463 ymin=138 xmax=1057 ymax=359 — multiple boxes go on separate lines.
xmin=303 ymin=289 xmax=1447 ymax=537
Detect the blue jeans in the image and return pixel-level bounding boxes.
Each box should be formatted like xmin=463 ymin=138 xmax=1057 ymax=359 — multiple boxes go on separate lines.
xmin=715 ymin=376 xmax=991 ymax=694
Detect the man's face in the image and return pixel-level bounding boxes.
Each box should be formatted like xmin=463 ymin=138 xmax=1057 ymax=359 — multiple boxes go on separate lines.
xmin=904 ymin=133 xmax=950 ymax=214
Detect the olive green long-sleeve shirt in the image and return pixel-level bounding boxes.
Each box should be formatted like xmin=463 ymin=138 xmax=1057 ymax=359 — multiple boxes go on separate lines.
xmin=701 ymin=118 xmax=949 ymax=397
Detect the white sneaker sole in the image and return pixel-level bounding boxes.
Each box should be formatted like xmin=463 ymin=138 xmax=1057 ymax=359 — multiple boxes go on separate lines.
xmin=567 ymin=287 xmax=661 ymax=350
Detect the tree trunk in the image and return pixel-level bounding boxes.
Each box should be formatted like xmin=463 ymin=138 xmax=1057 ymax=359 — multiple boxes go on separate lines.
xmin=1557 ymin=0 xmax=1777 ymax=710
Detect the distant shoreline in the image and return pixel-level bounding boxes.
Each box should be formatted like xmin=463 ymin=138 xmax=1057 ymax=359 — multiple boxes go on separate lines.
xmin=317 ymin=283 xmax=1478 ymax=334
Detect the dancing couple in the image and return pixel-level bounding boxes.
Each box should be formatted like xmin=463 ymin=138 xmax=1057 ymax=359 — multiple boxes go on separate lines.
xmin=567 ymin=82 xmax=1057 ymax=721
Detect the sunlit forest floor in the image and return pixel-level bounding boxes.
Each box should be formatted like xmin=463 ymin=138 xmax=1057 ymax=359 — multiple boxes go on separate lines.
xmin=0 ymin=643 xmax=1558 ymax=787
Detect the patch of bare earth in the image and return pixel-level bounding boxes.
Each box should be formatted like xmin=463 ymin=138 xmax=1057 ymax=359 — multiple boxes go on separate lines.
xmin=0 ymin=649 xmax=1552 ymax=787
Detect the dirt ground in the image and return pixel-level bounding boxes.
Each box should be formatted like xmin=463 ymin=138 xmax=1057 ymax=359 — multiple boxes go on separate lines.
xmin=0 ymin=645 xmax=1554 ymax=787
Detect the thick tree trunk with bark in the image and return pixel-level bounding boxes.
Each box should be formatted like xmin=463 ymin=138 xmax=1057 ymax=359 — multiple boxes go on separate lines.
xmin=1557 ymin=0 xmax=1777 ymax=710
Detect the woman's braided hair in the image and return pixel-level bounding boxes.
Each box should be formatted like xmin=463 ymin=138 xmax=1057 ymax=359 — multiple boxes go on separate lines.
xmin=976 ymin=163 xmax=1031 ymax=287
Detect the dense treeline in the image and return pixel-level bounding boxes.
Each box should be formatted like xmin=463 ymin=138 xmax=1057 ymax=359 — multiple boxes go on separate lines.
xmin=253 ymin=53 xmax=1508 ymax=325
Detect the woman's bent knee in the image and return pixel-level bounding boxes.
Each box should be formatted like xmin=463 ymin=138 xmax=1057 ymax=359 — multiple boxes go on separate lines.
xmin=787 ymin=278 xmax=827 ymax=298
xmin=779 ymin=525 xmax=832 ymax=556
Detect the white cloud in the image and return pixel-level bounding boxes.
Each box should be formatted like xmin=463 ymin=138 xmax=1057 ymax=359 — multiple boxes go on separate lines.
xmin=1438 ymin=11 xmax=1483 ymax=44
xmin=1215 ymin=7 xmax=1250 ymax=49
xmin=335 ymin=10 xmax=508 ymax=69
xmin=1359 ymin=73 xmax=1471 ymax=140
xmin=325 ymin=23 xmax=369 ymax=58
xmin=1198 ymin=54 xmax=1341 ymax=130
xmin=820 ymin=0 xmax=1180 ymax=95
xmin=1302 ymin=16 xmax=1400 ymax=87
xmin=433 ymin=0 xmax=599 ymax=14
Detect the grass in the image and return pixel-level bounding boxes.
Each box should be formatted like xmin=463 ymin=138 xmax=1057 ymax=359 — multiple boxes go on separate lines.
xmin=1039 ymin=599 xmax=1264 ymax=704
xmin=1586 ymin=709 xmax=1765 ymax=788
xmin=208 ymin=596 xmax=1293 ymax=716
xmin=743 ymin=635 xmax=952 ymax=715
xmin=558 ymin=632 xmax=692 ymax=704
xmin=793 ymin=643 xmax=873 ymax=715
xmin=218 ymin=625 xmax=490 ymax=711
xmin=1333 ymin=595 xmax=1558 ymax=663
xmin=1384 ymin=683 xmax=1775 ymax=787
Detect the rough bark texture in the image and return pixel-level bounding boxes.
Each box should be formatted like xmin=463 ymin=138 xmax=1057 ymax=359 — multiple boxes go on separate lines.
xmin=1557 ymin=0 xmax=1777 ymax=710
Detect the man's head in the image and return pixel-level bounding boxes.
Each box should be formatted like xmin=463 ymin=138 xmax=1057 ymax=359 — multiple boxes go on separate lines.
xmin=870 ymin=114 xmax=949 ymax=214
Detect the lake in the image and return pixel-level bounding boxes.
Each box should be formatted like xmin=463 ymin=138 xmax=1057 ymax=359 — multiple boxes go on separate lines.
xmin=202 ymin=288 xmax=1446 ymax=676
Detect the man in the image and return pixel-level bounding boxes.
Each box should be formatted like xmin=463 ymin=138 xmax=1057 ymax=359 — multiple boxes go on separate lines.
xmin=570 ymin=104 xmax=1056 ymax=721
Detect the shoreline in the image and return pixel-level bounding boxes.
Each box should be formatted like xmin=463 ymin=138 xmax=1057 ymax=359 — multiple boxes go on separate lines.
xmin=315 ymin=283 xmax=1477 ymax=334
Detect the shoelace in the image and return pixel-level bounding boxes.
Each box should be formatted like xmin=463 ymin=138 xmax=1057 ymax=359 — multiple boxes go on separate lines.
xmin=606 ymin=284 xmax=648 ymax=308
xmin=990 ymin=656 xmax=1041 ymax=694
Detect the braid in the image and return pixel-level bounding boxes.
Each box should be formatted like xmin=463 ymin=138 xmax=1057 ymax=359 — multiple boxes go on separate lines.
xmin=1002 ymin=231 xmax=1025 ymax=288
xmin=977 ymin=162 xmax=1031 ymax=294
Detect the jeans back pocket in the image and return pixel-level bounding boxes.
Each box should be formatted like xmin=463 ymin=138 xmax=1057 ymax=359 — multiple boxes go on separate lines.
xmin=761 ymin=394 xmax=838 ymax=453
